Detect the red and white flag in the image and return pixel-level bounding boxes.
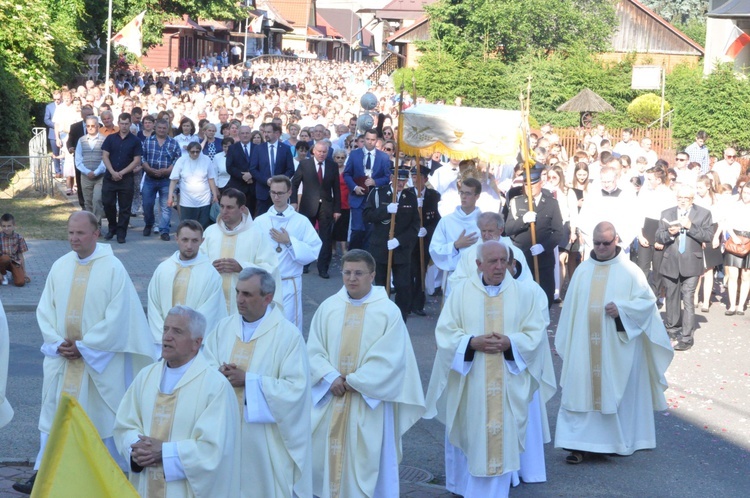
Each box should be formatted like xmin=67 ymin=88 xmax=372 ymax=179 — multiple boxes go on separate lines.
xmin=250 ymin=14 xmax=264 ymax=34
xmin=723 ymin=24 xmax=750 ymax=59
xmin=112 ymin=11 xmax=146 ymax=56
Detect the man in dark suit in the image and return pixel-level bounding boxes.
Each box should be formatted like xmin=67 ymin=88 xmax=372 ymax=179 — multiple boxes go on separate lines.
xmin=410 ymin=164 xmax=441 ymax=315
xmin=65 ymin=105 xmax=94 ymax=209
xmin=291 ymin=141 xmax=341 ymax=279
xmin=363 ymin=167 xmax=420 ymax=321
xmin=44 ymin=91 xmax=62 ymax=177
xmin=505 ymin=166 xmax=564 ymax=307
xmin=308 ymin=124 xmax=334 ymax=160
xmin=225 ymin=125 xmax=256 ymax=214
xmin=249 ymin=122 xmax=294 ymax=216
xmin=655 ymin=185 xmax=714 ymax=351
xmin=343 ymin=128 xmax=391 ymax=250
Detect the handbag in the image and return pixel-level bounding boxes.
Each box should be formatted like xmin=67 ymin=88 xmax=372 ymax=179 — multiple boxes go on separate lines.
xmin=725 ymin=234 xmax=750 ymax=257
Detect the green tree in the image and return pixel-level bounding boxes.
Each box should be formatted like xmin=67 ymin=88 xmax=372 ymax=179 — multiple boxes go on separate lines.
xmin=641 ymin=0 xmax=708 ymax=24
xmin=423 ymin=0 xmax=618 ymax=62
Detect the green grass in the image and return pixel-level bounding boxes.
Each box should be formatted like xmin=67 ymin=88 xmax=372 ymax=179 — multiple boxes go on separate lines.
xmin=0 ymin=193 xmax=78 ymax=240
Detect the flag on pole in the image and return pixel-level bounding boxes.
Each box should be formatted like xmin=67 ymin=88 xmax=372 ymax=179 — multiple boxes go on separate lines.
xmin=250 ymin=14 xmax=264 ymax=34
xmin=724 ymin=24 xmax=750 ymax=59
xmin=30 ymin=394 xmax=139 ymax=498
xmin=112 ymin=11 xmax=146 ymax=56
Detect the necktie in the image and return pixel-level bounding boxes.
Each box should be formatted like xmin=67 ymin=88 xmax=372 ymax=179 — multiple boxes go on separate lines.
xmin=269 ymin=144 xmax=276 ymax=175
xmin=243 ymin=144 xmax=249 ymax=161
xmin=678 ymin=211 xmax=687 ymax=253
xmin=365 ymin=151 xmax=372 ymax=172
xmin=318 ymin=162 xmax=324 ymax=183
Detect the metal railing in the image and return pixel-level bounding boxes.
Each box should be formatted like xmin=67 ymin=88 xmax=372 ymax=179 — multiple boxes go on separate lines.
xmin=0 ymin=128 xmax=55 ymax=198
xmin=368 ymin=52 xmax=400 ymax=83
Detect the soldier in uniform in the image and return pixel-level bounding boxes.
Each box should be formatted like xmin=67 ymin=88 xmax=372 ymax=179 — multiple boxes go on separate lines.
xmin=409 ymin=163 xmax=441 ymax=316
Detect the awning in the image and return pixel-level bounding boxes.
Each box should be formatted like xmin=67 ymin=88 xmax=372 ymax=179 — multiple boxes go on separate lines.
xmin=230 ymin=31 xmax=266 ymax=39
xmin=197 ymin=35 xmax=233 ymax=45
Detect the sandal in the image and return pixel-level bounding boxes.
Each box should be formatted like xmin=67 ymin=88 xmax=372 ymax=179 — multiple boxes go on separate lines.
xmin=565 ymin=451 xmax=586 ymax=464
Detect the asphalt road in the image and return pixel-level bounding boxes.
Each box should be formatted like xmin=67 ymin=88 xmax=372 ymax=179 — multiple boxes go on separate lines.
xmin=2 ymin=245 xmax=749 ymax=497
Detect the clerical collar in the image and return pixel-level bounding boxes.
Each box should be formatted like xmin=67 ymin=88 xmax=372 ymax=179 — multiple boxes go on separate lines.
xmin=480 ymin=274 xmax=508 ymax=296
xmin=176 ymin=251 xmax=205 ymax=266
xmin=161 ymin=356 xmax=196 ymax=394
xmin=76 ymin=244 xmax=103 ymax=264
xmin=240 ymin=305 xmax=271 ymax=342
xmin=347 ymin=287 xmax=373 ymax=306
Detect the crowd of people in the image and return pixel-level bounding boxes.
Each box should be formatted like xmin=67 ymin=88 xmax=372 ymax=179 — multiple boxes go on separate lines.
xmin=6 ymin=57 xmax=747 ymax=496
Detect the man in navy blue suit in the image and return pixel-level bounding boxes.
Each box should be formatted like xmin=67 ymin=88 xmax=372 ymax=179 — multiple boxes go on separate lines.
xmin=225 ymin=125 xmax=257 ymax=214
xmin=343 ymin=129 xmax=391 ymax=249
xmin=249 ymin=122 xmax=295 ymax=216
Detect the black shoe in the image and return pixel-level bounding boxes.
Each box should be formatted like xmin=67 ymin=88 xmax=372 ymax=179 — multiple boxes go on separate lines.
xmin=12 ymin=472 xmax=36 ymax=494
xmin=104 ymin=231 xmax=115 ymax=240
xmin=117 ymin=235 xmax=126 ymax=244
xmin=725 ymin=309 xmax=736 ymax=316
xmin=413 ymin=309 xmax=427 ymax=317
xmin=161 ymin=233 xmax=170 ymax=241
xmin=303 ymin=264 xmax=310 ymax=274
xmin=674 ymin=341 xmax=694 ymax=352
xmin=319 ymin=270 xmax=329 ymax=279
xmin=143 ymin=226 xmax=152 ymax=237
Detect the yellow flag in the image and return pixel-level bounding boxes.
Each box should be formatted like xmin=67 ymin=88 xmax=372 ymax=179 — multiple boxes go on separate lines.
xmin=31 ymin=394 xmax=139 ymax=498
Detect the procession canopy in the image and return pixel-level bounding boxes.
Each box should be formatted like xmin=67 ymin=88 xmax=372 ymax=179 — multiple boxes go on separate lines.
xmin=400 ymin=104 xmax=522 ymax=164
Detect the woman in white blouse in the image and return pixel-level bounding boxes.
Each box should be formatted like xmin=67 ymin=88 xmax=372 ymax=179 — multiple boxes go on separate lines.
xmin=168 ymin=141 xmax=219 ymax=228
xmin=173 ymin=117 xmax=199 ymax=152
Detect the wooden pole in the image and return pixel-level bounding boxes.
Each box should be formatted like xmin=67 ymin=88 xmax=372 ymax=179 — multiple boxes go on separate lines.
xmin=412 ymin=70 xmax=426 ymax=295
xmin=519 ymin=80 xmax=540 ymax=284
xmin=385 ymin=79 xmax=406 ymax=297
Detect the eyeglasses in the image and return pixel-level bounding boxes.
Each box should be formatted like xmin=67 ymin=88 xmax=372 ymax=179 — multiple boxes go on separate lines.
xmin=459 ymin=190 xmax=477 ymax=197
xmin=86 ymin=125 xmax=98 ymax=128
xmin=677 ymin=196 xmax=694 ymax=200
xmin=188 ymin=149 xmax=201 ymax=154
xmin=342 ymin=270 xmax=371 ymax=278
xmin=593 ymin=237 xmax=616 ymax=247
xmin=725 ymin=155 xmax=736 ymax=158
xmin=270 ymin=190 xmax=289 ymax=197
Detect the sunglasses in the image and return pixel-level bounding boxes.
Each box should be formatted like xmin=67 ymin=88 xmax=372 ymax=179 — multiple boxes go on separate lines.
xmin=593 ymin=237 xmax=616 ymax=247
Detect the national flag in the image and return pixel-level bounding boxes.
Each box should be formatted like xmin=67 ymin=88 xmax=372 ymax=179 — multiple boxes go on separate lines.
xmin=30 ymin=394 xmax=139 ymax=498
xmin=723 ymin=24 xmax=750 ymax=59
xmin=112 ymin=11 xmax=146 ymax=56
xmin=250 ymin=14 xmax=264 ymax=34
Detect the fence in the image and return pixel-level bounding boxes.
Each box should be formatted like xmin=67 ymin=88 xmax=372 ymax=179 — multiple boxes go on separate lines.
xmin=553 ymin=127 xmax=675 ymax=164
xmin=0 ymin=128 xmax=55 ymax=198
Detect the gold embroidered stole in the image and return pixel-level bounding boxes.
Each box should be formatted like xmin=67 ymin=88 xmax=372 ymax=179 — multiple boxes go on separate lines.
xmin=484 ymin=294 xmax=505 ymax=476
xmin=587 ymin=265 xmax=611 ymax=411
xmin=228 ymin=334 xmax=257 ymax=415
xmin=61 ymin=264 xmax=93 ymax=399
xmin=147 ymin=391 xmax=179 ymax=498
xmin=220 ymin=234 xmax=238 ymax=313
xmin=172 ymin=264 xmax=192 ymax=307
xmin=328 ymin=303 xmax=367 ymax=498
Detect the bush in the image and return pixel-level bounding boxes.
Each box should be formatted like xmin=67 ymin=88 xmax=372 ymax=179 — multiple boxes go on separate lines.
xmin=627 ymin=93 xmax=671 ymax=126
xmin=0 ymin=56 xmax=32 ymax=155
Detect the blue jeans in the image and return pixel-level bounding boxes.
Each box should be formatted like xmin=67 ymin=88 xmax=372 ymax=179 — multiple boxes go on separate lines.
xmin=141 ymin=177 xmax=171 ymax=234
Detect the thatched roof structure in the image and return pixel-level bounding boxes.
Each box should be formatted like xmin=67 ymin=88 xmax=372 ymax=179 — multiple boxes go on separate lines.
xmin=556 ymin=88 xmax=616 ymax=113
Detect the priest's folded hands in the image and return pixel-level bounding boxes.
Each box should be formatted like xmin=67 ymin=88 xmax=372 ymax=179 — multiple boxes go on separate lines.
xmin=220 ymin=362 xmax=246 ymax=387
xmin=56 ymin=340 xmax=82 ymax=360
xmin=130 ymin=435 xmax=163 ymax=468
xmin=469 ymin=333 xmax=511 ymax=354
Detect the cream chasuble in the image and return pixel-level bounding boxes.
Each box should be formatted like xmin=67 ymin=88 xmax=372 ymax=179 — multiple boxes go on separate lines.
xmin=114 ymin=353 xmax=240 ymax=498
xmin=203 ymin=308 xmax=312 ymax=498
xmin=308 ymin=287 xmax=425 ymax=498
xmin=555 ymin=250 xmax=673 ymax=455
xmin=0 ymin=301 xmax=13 ymax=428
xmin=200 ymin=214 xmax=282 ymax=315
xmin=424 ymin=273 xmax=549 ymax=478
xmin=147 ymin=252 xmax=226 ymax=346
xmin=37 ymin=244 xmax=155 ymax=438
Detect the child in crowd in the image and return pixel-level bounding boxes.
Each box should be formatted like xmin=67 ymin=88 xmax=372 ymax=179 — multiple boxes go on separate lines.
xmin=0 ymin=213 xmax=29 ymax=287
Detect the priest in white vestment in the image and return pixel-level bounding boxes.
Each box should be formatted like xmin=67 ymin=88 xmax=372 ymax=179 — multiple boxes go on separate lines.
xmin=555 ymin=222 xmax=674 ymax=464
xmin=199 ymin=188 xmax=282 ymax=315
xmin=203 ymin=267 xmax=312 ymax=497
xmin=253 ymin=175 xmax=322 ymax=330
xmin=308 ymin=250 xmax=425 ymax=498
xmin=0 ymin=299 xmax=13 ymax=429
xmin=424 ymin=241 xmax=550 ymax=498
xmin=19 ymin=212 xmax=155 ymax=494
xmin=449 ymin=212 xmax=529 ymax=288
xmin=114 ymin=306 xmax=240 ymax=498
xmin=147 ymin=220 xmax=226 ymax=353
xmin=429 ymin=177 xmax=482 ymax=296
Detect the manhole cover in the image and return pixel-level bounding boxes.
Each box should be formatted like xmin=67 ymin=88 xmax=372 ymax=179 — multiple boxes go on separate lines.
xmin=399 ymin=465 xmax=433 ymax=483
